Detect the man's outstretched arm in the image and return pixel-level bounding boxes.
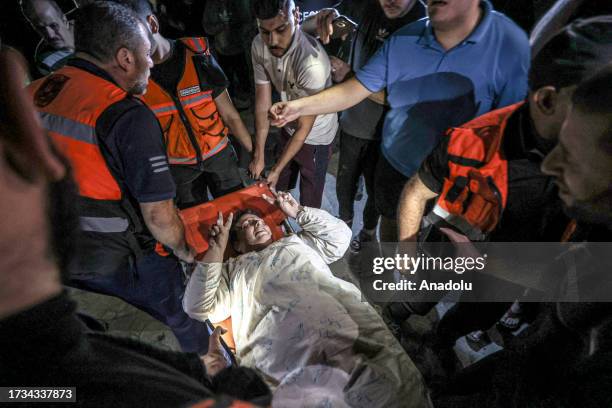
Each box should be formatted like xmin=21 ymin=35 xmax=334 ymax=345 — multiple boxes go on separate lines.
xmin=268 ymin=78 xmax=372 ymax=127
xmin=398 ymin=175 xmax=438 ymax=242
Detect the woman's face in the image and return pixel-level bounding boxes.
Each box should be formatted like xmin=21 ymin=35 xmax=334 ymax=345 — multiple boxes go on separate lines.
xmin=234 ymin=213 xmax=273 ymax=252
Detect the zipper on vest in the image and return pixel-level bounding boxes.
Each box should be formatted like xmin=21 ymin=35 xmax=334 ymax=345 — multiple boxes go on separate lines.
xmin=171 ymin=94 xmax=204 ymax=167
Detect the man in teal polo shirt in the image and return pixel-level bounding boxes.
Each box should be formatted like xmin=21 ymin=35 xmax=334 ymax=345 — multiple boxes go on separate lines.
xmin=269 ymin=0 xmax=529 ymax=240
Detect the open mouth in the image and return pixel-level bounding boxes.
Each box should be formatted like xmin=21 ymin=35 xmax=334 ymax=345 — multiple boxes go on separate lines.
xmin=430 ymin=0 xmax=448 ymax=6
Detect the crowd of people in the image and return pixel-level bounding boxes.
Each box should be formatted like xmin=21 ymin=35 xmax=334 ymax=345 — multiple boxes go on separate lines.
xmin=1 ymin=0 xmax=612 ymax=406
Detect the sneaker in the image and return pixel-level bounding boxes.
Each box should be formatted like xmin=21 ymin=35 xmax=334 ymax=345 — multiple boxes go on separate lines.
xmin=350 ymin=229 xmax=375 ymax=252
xmin=497 ymin=301 xmax=524 ymax=333
xmin=465 ymin=330 xmax=492 ymax=352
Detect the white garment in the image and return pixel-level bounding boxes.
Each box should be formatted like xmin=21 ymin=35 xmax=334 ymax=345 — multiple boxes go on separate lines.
xmin=184 ymin=207 xmax=431 ymax=407
xmin=251 ymin=30 xmax=338 ymax=145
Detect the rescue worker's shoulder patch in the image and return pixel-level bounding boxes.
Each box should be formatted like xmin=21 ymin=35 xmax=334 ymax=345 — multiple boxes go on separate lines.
xmin=34 ymin=73 xmax=69 ymax=107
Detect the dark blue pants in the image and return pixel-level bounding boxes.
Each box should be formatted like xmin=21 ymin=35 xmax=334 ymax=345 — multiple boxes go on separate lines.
xmin=276 ymin=129 xmax=332 ymax=209
xmin=70 ymin=251 xmax=209 ymax=354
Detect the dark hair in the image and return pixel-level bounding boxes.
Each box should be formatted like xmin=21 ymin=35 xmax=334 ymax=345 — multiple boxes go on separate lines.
xmin=529 ymin=16 xmax=612 ymax=92
xmin=211 ymin=366 xmax=272 ymax=406
xmin=20 ymin=0 xmax=64 ymax=20
xmin=106 ymin=0 xmax=154 ymax=20
xmin=252 ymin=0 xmax=291 ymax=20
xmin=73 ymin=2 xmax=146 ymax=63
xmin=571 ymin=65 xmax=612 ymax=153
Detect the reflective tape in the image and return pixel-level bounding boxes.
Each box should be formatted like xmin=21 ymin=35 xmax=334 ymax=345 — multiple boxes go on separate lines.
xmin=40 ymin=112 xmax=97 ymax=145
xmin=80 ymin=216 xmax=129 ymax=233
xmin=181 ymin=92 xmax=211 ymax=108
xmin=167 ymin=136 xmax=229 ymax=165
xmin=151 ymin=104 xmax=178 ymax=115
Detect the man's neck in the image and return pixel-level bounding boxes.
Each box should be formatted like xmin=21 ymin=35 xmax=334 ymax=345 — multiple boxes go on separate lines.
xmin=73 ymin=52 xmax=128 ymax=90
xmin=433 ymin=4 xmax=483 ymax=51
xmin=152 ymin=35 xmax=173 ymax=64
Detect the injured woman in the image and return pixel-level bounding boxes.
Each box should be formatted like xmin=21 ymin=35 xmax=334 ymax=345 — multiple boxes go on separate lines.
xmin=183 ymin=190 xmax=431 ymax=407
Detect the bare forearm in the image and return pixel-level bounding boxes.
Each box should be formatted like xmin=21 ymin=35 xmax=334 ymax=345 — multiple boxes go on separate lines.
xmin=216 ymin=91 xmax=253 ymax=152
xmin=398 ymin=175 xmax=438 ymax=242
xmin=294 ymin=78 xmax=371 ymax=116
xmin=254 ymin=109 xmax=269 ymax=159
xmin=141 ymin=200 xmax=187 ymax=252
xmin=254 ymin=85 xmax=272 ymax=159
xmin=273 ymin=116 xmax=314 ymax=173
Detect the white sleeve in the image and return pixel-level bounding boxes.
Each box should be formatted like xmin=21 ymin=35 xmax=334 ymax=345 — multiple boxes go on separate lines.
xmin=296 ymin=62 xmax=332 ymax=96
xmin=251 ymin=36 xmax=270 ymax=85
xmin=296 ymin=207 xmax=352 ymax=264
xmin=183 ymin=262 xmax=232 ymax=324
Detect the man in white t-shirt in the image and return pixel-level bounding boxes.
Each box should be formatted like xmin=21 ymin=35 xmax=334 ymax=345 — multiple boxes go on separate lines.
xmin=249 ymin=0 xmax=338 ymax=208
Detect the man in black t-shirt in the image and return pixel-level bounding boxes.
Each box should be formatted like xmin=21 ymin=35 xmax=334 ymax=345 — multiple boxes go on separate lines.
xmin=433 ymin=65 xmax=612 ymax=408
xmin=111 ymin=0 xmax=254 ymax=209
xmin=0 ymin=37 xmax=269 ymax=408
xmin=27 ymin=2 xmax=213 ymax=355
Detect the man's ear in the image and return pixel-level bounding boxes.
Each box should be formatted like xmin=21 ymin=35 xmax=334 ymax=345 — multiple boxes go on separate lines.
xmin=115 ymin=47 xmax=133 ymax=73
xmin=532 ymin=86 xmax=559 ymax=116
xmin=146 ymin=14 xmax=160 ymax=35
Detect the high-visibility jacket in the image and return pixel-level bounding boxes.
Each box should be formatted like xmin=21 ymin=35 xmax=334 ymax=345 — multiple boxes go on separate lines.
xmin=143 ymin=37 xmax=229 ymax=166
xmin=426 ymin=102 xmax=524 ymax=241
xmin=29 ymin=65 xmax=149 ymax=272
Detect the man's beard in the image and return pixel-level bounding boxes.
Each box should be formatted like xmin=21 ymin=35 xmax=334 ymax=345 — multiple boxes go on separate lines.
xmin=269 ymin=46 xmax=287 ymax=57
xmin=563 ymin=193 xmax=612 ymax=230
xmin=128 ymin=80 xmax=148 ymax=96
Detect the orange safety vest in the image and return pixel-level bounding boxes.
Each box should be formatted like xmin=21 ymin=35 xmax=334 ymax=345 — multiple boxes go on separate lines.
xmin=426 ymin=102 xmax=524 ymax=241
xmin=28 ymin=65 xmax=148 ymax=263
xmin=143 ymin=37 xmax=229 ymax=166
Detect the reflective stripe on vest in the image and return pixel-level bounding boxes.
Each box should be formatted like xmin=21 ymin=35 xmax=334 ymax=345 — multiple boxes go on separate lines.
xmin=39 ymin=111 xmax=97 ymax=145
xmin=143 ymin=37 xmax=228 ymax=165
xmin=80 ymin=216 xmax=129 ymax=233
xmin=430 ymin=102 xmax=523 ymax=240
xmin=168 ymin=135 xmax=229 ymax=164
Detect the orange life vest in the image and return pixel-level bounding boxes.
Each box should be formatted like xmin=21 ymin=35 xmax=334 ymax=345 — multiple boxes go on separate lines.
xmin=29 ymin=65 xmax=126 ymax=201
xmin=143 ymin=37 xmax=229 ymax=166
xmin=426 ymin=102 xmax=524 ymax=241
xmin=28 ymin=65 xmax=149 ymax=267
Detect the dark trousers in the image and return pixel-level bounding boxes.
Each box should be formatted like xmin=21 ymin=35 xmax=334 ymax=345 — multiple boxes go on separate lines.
xmin=276 ymin=130 xmax=332 ymax=209
xmin=70 ymin=251 xmax=209 ymax=354
xmin=170 ymin=144 xmax=244 ymax=209
xmin=336 ymin=130 xmax=380 ymax=230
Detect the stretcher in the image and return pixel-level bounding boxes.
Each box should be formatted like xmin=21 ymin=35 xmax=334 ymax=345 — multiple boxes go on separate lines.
xmin=179 ymin=183 xmax=293 ymax=351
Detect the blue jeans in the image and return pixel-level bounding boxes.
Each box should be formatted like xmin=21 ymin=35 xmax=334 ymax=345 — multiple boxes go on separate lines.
xmin=70 ymin=251 xmax=209 ymax=354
